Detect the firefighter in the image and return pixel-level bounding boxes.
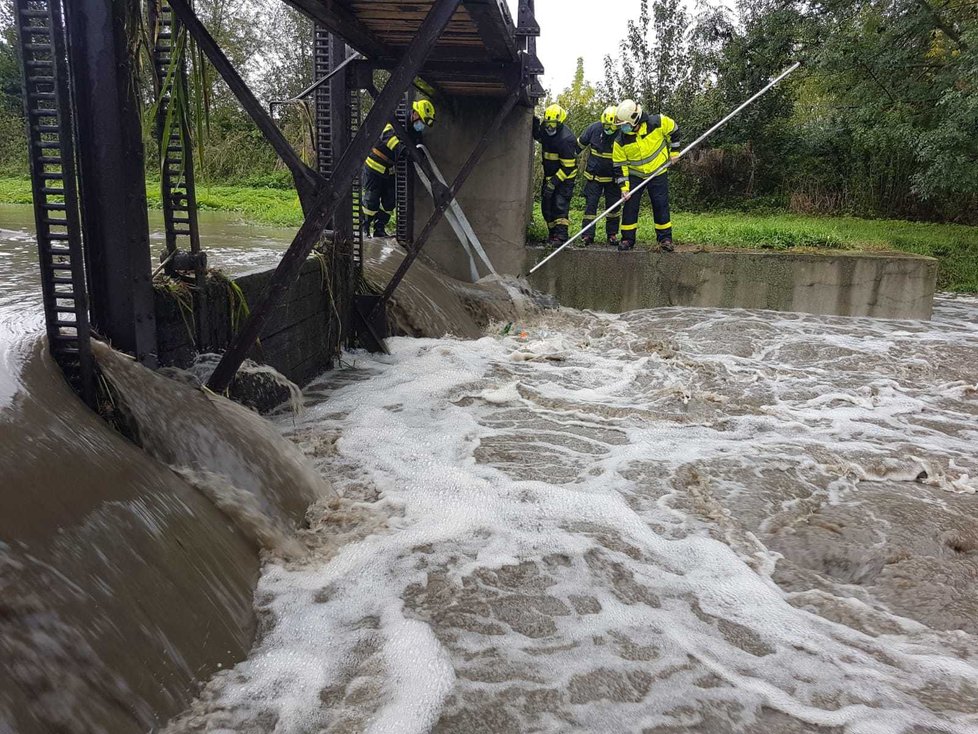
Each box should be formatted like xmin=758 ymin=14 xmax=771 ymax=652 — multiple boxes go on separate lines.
xmin=362 ymin=98 xmax=436 ymax=238
xmin=577 ymin=105 xmax=622 ymax=247
xmin=532 ymin=103 xmax=578 ymax=246
xmin=612 ymin=98 xmax=682 ymax=252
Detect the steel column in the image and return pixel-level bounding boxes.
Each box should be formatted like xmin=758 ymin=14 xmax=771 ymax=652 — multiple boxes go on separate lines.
xmin=63 ymin=0 xmax=157 ymax=366
xmin=14 ymin=0 xmax=95 ymax=406
xmin=149 ymin=0 xmax=208 ymax=349
xmin=395 ymin=91 xmax=414 ymax=247
xmin=327 ymin=32 xmax=355 ymax=248
xmin=206 ymin=0 xmax=463 ymax=394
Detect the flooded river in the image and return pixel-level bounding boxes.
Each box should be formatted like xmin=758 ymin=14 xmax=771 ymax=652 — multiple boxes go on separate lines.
xmin=3 ymin=203 xmax=978 ymax=732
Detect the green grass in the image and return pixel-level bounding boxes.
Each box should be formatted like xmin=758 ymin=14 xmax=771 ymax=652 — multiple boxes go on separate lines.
xmin=3 ymin=176 xmax=975 ymax=292
xmin=0 ymin=176 xmax=304 ymax=228
xmin=531 ymin=207 xmax=978 ymax=292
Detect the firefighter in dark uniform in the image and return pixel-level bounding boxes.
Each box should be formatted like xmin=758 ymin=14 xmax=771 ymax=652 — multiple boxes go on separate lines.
xmin=613 ymin=98 xmax=682 ymax=252
xmin=532 ymin=103 xmax=578 ymax=246
xmin=362 ymin=99 xmax=436 ymax=237
xmin=577 ymin=105 xmax=622 ymax=247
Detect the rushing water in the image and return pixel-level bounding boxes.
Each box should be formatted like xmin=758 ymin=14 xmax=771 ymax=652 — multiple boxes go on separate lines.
xmin=3 ymin=203 xmax=978 ymax=732
xmin=164 ymin=297 xmax=978 ymax=733
xmin=0 ymin=205 xmax=297 ymax=732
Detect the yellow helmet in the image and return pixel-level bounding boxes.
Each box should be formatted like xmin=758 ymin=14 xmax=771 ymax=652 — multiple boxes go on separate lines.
xmin=601 ymin=105 xmax=618 ymax=127
xmin=615 ymin=99 xmax=642 ymax=127
xmin=544 ymin=103 xmax=568 ymax=124
xmin=542 ymin=103 xmax=568 ymax=134
xmin=412 ymin=98 xmax=436 ymax=127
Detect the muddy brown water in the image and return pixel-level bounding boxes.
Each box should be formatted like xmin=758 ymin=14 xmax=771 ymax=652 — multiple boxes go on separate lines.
xmin=0 ymin=206 xmax=311 ymax=732
xmin=3 ymin=203 xmax=978 ymax=732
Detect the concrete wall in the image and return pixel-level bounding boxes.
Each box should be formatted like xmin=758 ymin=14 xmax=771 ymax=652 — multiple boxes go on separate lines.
xmin=156 ymin=256 xmax=351 ymax=385
xmin=413 ymin=98 xmax=533 ymax=281
xmin=528 ymin=248 xmax=938 ymax=320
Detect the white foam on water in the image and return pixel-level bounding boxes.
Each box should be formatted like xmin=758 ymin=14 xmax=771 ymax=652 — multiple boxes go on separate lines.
xmin=170 ymin=298 xmax=978 ymax=733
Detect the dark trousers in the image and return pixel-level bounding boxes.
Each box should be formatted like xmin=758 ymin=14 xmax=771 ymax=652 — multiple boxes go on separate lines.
xmin=541 ymin=177 xmax=575 ymax=241
xmin=621 ymin=174 xmax=671 ymax=243
xmin=362 ymin=166 xmax=395 ymax=236
xmin=582 ymin=178 xmax=621 ymax=239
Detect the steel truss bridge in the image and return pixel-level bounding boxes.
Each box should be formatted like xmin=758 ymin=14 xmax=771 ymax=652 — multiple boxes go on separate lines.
xmin=13 ymin=0 xmax=543 ymax=401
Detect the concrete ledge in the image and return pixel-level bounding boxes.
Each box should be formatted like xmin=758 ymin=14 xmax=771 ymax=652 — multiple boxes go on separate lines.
xmin=527 ymin=247 xmax=938 ymax=320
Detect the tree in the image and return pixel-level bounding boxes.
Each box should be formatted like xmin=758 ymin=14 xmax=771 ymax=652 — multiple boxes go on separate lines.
xmin=555 ymin=57 xmax=603 ymax=135
xmin=0 ymin=4 xmax=27 ymax=175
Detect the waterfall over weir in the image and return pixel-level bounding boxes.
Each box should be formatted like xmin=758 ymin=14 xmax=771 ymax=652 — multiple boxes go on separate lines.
xmin=0 ymin=337 xmax=327 ymax=732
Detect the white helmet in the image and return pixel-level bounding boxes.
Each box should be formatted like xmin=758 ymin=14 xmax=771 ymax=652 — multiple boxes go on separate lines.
xmin=615 ymin=99 xmax=642 ymax=127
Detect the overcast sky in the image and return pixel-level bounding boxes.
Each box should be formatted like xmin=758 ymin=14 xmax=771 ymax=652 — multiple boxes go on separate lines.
xmin=504 ymin=1 xmax=735 ymax=94
xmin=502 ymin=0 xmax=639 ymax=93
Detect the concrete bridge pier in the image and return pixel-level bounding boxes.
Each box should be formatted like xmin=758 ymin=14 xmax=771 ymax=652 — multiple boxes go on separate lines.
xmin=412 ymin=98 xmax=534 ymax=281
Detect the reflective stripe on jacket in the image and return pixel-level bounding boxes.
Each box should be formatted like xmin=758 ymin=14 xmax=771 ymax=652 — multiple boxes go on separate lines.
xmin=533 ymin=121 xmax=578 ymax=182
xmin=365 ymin=123 xmax=406 ymax=176
xmin=578 ymin=121 xmax=616 ymax=182
xmin=612 ymin=113 xmax=681 ymax=191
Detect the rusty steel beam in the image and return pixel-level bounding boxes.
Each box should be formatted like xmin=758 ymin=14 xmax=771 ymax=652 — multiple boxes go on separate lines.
xmin=206 ymin=0 xmax=463 ymax=394
xmin=374 ymin=84 xmax=521 ymax=313
xmin=167 ymin=0 xmax=324 ymax=213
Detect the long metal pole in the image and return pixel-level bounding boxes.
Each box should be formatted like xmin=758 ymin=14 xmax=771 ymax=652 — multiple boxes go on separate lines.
xmin=529 ymin=61 xmax=802 ymax=275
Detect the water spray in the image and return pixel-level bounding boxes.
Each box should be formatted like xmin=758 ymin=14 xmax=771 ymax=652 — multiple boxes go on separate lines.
xmin=529 ymin=61 xmax=803 ymax=275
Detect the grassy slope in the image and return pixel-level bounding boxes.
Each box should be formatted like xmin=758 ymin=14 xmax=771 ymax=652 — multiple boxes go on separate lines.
xmin=2 ymin=177 xmax=975 ymax=291
xmin=0 ymin=176 xmax=302 ymax=227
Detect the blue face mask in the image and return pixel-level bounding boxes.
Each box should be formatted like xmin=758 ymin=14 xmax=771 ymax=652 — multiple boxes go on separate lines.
xmin=413 ymin=120 xmax=426 ymax=132
xmin=621 ymin=123 xmax=634 ymax=134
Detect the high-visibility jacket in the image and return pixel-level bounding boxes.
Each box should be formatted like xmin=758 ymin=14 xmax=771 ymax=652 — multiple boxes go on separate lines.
xmin=578 ymin=121 xmax=616 ymax=182
xmin=533 ymin=120 xmax=578 ymax=183
xmin=365 ymin=123 xmax=411 ymax=176
xmin=612 ymin=112 xmax=681 ymax=192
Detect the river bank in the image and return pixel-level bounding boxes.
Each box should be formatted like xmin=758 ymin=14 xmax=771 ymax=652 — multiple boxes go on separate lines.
xmin=2 ymin=177 xmax=976 ymax=292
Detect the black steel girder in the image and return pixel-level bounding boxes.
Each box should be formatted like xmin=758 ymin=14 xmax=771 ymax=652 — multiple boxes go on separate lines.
xmin=206 ymin=0 xmax=464 ymax=394
xmin=64 ymin=0 xmax=157 ymax=366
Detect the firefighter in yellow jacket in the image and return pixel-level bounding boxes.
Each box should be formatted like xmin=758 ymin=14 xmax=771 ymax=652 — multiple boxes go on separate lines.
xmin=612 ymin=99 xmax=682 ymax=252
xmin=362 ymin=99 xmax=436 ymax=237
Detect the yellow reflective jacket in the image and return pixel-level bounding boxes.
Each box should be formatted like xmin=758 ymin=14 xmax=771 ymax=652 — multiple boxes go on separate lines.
xmin=365 ymin=123 xmax=407 ymax=176
xmin=612 ymin=113 xmax=681 ymax=192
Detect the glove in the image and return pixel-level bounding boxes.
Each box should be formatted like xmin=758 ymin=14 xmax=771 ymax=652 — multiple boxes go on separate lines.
xmin=543 ymin=176 xmax=556 ymax=195
xmin=532 ymin=117 xmax=541 ymax=136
